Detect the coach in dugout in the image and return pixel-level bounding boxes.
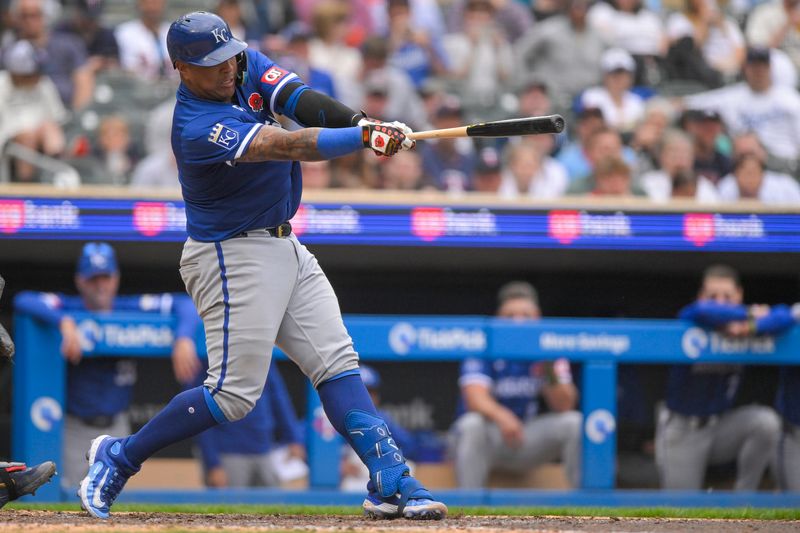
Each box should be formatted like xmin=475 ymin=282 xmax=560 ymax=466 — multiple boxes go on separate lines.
xmin=14 ymin=242 xmax=201 ymax=491
xmin=655 ymin=264 xmax=787 ymax=490
xmin=452 ymin=281 xmax=582 ymax=488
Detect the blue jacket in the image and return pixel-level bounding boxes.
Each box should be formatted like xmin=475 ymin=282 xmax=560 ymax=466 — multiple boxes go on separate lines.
xmin=14 ymin=291 xmax=200 ymax=418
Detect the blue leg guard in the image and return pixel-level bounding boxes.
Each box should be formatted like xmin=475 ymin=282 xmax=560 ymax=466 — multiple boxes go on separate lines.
xmin=345 ymin=410 xmax=410 ymax=498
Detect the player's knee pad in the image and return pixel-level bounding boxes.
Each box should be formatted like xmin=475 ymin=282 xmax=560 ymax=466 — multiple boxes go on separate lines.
xmin=211 ymin=389 xmax=257 ymax=422
xmin=345 ymin=410 xmax=409 ymax=498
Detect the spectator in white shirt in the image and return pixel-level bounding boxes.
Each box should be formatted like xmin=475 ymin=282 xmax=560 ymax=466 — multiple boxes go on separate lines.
xmin=716 ymin=132 xmax=800 ymax=204
xmin=580 ymin=48 xmax=645 ymax=135
xmin=443 ymin=0 xmax=514 ymax=112
xmin=666 ymin=0 xmax=745 ymax=79
xmin=0 ymin=38 xmax=66 ymax=183
xmin=514 ymin=0 xmax=605 ymax=104
xmin=718 ymin=154 xmax=800 ymax=204
xmin=498 ymin=141 xmax=568 ymax=199
xmin=746 ymin=0 xmax=800 ymax=72
xmin=114 ymin=0 xmax=172 ymax=81
xmin=309 ymin=1 xmax=363 ymax=109
xmin=639 ymin=129 xmax=720 ymax=203
xmin=587 ymin=0 xmax=665 ymax=58
xmin=684 ymin=47 xmax=800 ymax=165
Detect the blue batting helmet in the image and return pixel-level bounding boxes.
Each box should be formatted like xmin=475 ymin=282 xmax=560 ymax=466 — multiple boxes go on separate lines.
xmin=167 ymin=11 xmax=247 ymax=67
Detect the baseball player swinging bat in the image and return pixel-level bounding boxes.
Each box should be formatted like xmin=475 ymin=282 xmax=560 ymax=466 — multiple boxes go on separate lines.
xmin=407 ymin=114 xmax=565 ymax=141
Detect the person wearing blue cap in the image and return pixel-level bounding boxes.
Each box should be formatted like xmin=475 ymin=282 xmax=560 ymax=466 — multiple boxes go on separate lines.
xmin=13 ymin=242 xmax=201 ymax=491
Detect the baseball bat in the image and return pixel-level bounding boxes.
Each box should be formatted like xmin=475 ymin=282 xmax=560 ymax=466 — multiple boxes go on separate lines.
xmin=406 ymin=115 xmax=565 ymax=141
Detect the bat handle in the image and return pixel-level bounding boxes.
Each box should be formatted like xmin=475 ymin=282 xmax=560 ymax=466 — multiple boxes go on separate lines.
xmin=406 ymin=126 xmax=468 ymax=141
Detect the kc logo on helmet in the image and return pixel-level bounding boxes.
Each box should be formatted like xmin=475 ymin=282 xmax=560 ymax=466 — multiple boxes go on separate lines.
xmin=211 ymin=27 xmax=229 ymax=43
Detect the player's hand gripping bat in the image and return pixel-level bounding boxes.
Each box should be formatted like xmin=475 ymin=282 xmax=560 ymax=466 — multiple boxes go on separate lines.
xmin=406 ymin=115 xmax=565 ymax=141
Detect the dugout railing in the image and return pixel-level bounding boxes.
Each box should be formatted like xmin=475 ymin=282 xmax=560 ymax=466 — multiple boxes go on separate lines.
xmin=11 ymin=312 xmax=800 ymax=507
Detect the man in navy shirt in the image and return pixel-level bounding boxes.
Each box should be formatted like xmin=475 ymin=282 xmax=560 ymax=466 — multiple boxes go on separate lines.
xmin=656 ymin=264 xmax=784 ymax=490
xmin=78 ymin=11 xmax=445 ymax=520
xmin=14 ymin=242 xmax=201 ymax=491
xmin=452 ymin=281 xmax=582 ymax=488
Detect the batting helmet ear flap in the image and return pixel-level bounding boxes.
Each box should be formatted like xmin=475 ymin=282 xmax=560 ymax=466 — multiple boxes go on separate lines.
xmin=235 ymin=51 xmax=248 ymax=85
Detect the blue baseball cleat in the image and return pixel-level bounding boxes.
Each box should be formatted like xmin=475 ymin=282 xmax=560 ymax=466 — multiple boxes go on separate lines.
xmin=362 ymin=475 xmax=448 ymax=520
xmin=78 ymin=435 xmax=136 ymax=519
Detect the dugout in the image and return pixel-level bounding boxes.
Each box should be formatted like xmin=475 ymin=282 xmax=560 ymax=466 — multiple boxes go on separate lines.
xmin=1 ymin=185 xmax=799 ymax=491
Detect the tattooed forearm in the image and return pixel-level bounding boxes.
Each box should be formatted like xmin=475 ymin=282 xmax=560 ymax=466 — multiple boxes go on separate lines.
xmin=239 ymin=126 xmax=326 ymax=162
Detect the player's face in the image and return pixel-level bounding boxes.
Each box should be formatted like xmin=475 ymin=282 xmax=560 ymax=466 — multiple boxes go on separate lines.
xmin=76 ymin=273 xmax=119 ymax=311
xmin=699 ymin=277 xmax=742 ymax=305
xmin=498 ymin=298 xmax=541 ymax=321
xmin=178 ymin=57 xmax=238 ymax=101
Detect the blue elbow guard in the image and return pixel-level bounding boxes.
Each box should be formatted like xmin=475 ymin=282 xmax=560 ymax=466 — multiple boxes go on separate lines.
xmin=345 ymin=410 xmax=409 ymax=497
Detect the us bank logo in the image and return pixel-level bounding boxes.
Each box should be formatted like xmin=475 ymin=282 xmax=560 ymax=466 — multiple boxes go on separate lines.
xmin=681 ymin=327 xmax=709 ymax=359
xmin=585 ymin=409 xmax=616 ymax=444
xmin=31 ymin=396 xmax=62 ymax=432
xmin=681 ymin=327 xmax=775 ymax=359
xmin=388 ymin=322 xmax=486 ymax=355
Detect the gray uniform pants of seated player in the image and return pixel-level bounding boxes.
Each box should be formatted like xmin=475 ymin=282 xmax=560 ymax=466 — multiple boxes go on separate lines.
xmin=453 ymin=411 xmax=583 ymax=488
xmin=62 ymin=413 xmax=130 ymax=491
xmin=775 ymin=425 xmax=800 ymax=491
xmin=655 ymin=404 xmax=781 ymax=490
xmin=217 ymin=453 xmax=280 ymax=487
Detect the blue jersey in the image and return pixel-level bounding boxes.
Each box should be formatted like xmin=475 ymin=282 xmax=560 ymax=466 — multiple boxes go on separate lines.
xmin=776 ymin=367 xmax=800 ymax=427
xmin=172 ymin=49 xmax=308 ymax=242
xmin=14 ymin=291 xmax=200 ymax=418
xmin=458 ymin=357 xmax=573 ymax=420
xmin=667 ymin=300 xmax=798 ymax=416
xmin=193 ymin=361 xmax=302 ymax=469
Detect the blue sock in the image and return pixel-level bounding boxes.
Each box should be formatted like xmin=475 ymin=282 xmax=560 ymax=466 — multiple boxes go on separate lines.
xmin=123 ymin=386 xmax=222 ymax=467
xmin=316 ymin=371 xmax=377 ymax=438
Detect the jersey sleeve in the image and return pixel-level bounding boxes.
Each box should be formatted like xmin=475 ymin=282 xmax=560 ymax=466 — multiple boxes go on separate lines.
xmin=13 ymin=291 xmax=68 ymax=326
xmin=181 ymin=114 xmax=263 ymax=164
xmin=249 ymin=50 xmax=303 ymax=116
xmin=678 ymin=300 xmax=748 ymax=326
xmin=458 ymin=357 xmax=493 ymax=389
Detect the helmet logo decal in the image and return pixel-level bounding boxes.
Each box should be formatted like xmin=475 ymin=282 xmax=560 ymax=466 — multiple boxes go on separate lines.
xmin=211 ymin=27 xmax=230 ymax=43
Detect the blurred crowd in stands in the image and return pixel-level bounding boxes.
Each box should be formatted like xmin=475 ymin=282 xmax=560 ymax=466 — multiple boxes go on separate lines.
xmin=1 ymin=0 xmax=800 ymax=205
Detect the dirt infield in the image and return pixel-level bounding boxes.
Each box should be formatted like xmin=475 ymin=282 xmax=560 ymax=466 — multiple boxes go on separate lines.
xmin=1 ymin=510 xmax=798 ymax=532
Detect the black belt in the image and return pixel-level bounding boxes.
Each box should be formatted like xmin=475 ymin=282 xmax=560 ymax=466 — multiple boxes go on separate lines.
xmin=236 ymin=222 xmax=292 ymax=239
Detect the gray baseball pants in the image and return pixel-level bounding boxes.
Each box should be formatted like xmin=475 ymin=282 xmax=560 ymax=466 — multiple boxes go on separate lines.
xmin=62 ymin=414 xmax=130 ymax=490
xmin=453 ymin=411 xmax=582 ymax=488
xmin=655 ymin=404 xmax=781 ymax=490
xmin=776 ymin=425 xmax=800 ymax=491
xmin=217 ymin=453 xmax=280 ymax=487
xmin=180 ymin=232 xmax=358 ymax=422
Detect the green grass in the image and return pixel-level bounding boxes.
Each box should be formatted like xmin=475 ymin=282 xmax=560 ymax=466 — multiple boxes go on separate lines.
xmin=7 ymin=503 xmax=800 ymax=520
